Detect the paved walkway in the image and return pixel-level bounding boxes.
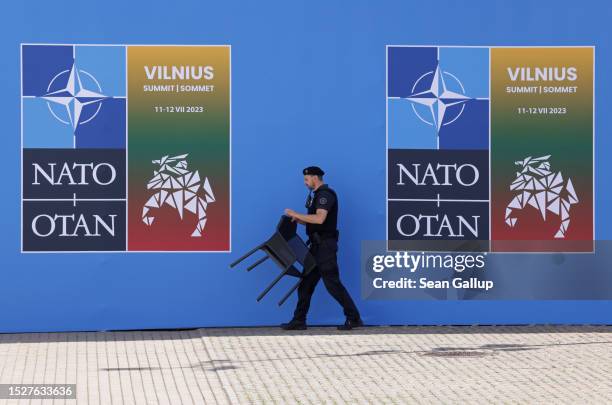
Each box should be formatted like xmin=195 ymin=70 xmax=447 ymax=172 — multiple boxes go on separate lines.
xmin=0 ymin=326 xmax=611 ymax=404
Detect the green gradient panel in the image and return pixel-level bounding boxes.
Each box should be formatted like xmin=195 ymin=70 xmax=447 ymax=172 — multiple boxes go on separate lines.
xmin=127 ymin=46 xmax=230 ymax=251
xmin=490 ymin=47 xmax=593 ymax=251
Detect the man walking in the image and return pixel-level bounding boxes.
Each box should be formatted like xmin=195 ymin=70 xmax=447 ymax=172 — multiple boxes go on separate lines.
xmin=282 ymin=166 xmax=363 ymax=331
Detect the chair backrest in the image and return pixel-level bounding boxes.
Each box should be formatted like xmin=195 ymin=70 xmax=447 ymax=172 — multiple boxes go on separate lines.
xmin=276 ymin=215 xmax=297 ymax=241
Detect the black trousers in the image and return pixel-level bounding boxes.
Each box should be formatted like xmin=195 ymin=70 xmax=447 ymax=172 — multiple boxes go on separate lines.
xmin=292 ymin=238 xmax=360 ymax=323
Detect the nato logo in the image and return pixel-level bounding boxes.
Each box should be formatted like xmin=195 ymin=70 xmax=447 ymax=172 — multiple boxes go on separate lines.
xmin=22 ymin=45 xmax=126 ymax=149
xmin=387 ymin=47 xmax=490 ymax=246
xmin=21 ymin=45 xmax=127 ymax=251
xmin=387 ymin=46 xmax=489 ymax=150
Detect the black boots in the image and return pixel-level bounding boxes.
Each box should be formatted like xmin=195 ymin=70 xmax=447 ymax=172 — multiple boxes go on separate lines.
xmin=280 ymin=320 xmax=307 ymax=330
xmin=337 ymin=318 xmax=364 ymax=331
xmin=281 ymin=318 xmax=364 ymax=330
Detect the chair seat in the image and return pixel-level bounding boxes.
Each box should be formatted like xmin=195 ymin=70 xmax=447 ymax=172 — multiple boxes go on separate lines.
xmin=229 ymin=215 xmax=316 ymax=306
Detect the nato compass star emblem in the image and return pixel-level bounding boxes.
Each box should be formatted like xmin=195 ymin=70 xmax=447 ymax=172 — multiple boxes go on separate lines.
xmin=405 ymin=64 xmax=470 ymax=134
xmin=41 ymin=62 xmax=108 ymax=132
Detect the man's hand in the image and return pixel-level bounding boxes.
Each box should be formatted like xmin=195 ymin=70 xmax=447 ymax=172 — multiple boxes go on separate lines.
xmin=284 ymin=208 xmax=327 ymax=225
xmin=284 ymin=208 xmax=305 ymax=224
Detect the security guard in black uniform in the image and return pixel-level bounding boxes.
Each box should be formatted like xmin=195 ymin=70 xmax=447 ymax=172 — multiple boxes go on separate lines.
xmin=282 ymin=166 xmax=363 ymax=331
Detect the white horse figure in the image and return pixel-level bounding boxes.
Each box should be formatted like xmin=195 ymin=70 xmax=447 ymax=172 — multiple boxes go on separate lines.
xmin=505 ymin=155 xmax=578 ymax=239
xmin=142 ymin=154 xmax=215 ymax=237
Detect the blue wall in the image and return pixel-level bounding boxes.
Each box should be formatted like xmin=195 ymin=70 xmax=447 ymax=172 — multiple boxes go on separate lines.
xmin=1 ymin=0 xmax=611 ymax=332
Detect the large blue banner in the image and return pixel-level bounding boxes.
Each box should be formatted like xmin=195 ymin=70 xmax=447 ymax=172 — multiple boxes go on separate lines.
xmin=0 ymin=0 xmax=611 ymax=332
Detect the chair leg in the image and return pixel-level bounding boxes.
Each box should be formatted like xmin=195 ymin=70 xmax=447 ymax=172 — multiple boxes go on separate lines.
xmin=256 ymin=267 xmax=290 ymax=302
xmin=278 ymin=278 xmax=302 ymax=306
xmin=229 ymin=245 xmax=262 ymax=268
xmin=246 ymin=255 xmax=269 ymax=272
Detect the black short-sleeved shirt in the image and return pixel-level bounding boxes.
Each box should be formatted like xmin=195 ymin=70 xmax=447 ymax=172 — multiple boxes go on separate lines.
xmin=306 ymin=184 xmax=338 ymax=236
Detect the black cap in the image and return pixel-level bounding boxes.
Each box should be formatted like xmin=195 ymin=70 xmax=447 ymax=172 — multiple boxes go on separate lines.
xmin=303 ymin=166 xmax=325 ymax=176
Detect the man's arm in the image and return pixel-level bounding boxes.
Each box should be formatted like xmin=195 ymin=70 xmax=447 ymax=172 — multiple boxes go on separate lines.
xmin=284 ymin=208 xmax=328 ymax=225
xmin=292 ymin=217 xmax=307 ymax=225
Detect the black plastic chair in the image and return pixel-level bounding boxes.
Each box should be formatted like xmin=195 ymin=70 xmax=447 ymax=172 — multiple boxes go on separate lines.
xmin=230 ymin=215 xmax=317 ymax=306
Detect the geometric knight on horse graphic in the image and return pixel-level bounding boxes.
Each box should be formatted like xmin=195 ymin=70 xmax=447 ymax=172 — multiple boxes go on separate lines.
xmin=142 ymin=153 xmax=215 ymax=237
xmin=505 ymin=155 xmax=578 ymax=239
